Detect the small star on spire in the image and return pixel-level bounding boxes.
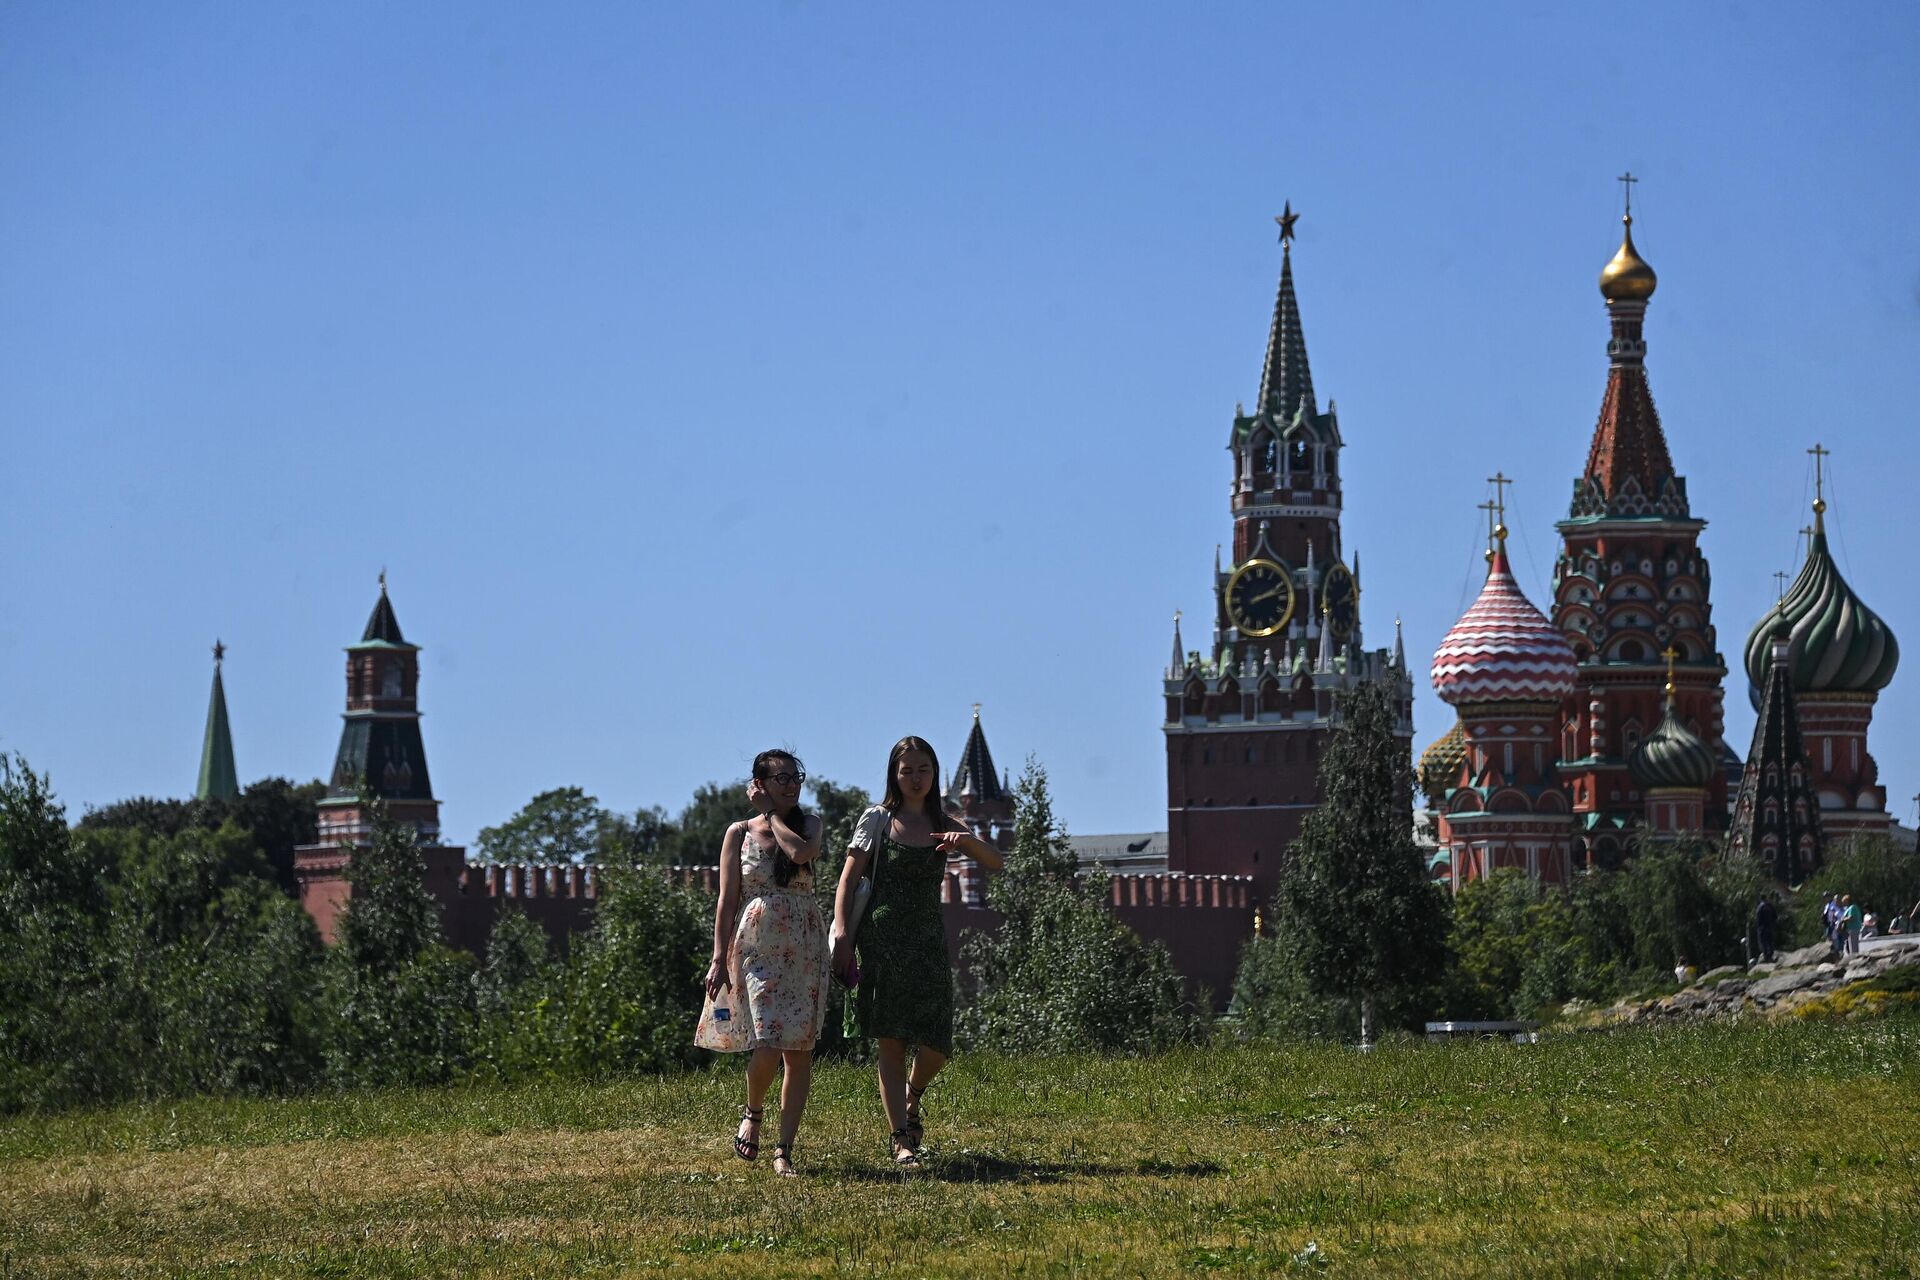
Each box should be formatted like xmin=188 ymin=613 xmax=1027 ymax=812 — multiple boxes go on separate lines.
xmin=1275 ymin=201 xmax=1300 ymax=245
xmin=212 ymin=639 xmax=226 ymax=666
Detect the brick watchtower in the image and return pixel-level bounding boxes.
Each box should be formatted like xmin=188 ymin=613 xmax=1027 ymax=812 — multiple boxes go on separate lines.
xmin=1165 ymin=206 xmax=1413 ymax=900
xmin=1551 ymin=194 xmax=1729 ymax=865
xmin=294 ymin=577 xmax=467 ymax=942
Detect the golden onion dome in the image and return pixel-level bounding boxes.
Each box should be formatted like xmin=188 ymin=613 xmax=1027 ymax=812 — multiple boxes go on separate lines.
xmin=1599 ymin=214 xmax=1658 ymax=301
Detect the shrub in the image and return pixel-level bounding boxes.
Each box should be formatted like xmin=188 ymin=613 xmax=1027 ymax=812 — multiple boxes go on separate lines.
xmin=321 ymin=799 xmax=477 ymax=1088
xmin=957 ymin=759 xmax=1201 ymax=1055
xmin=554 ymin=864 xmax=711 ymax=1076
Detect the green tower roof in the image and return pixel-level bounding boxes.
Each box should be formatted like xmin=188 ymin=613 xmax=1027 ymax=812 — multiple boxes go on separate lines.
xmin=196 ymin=642 xmax=239 ymax=801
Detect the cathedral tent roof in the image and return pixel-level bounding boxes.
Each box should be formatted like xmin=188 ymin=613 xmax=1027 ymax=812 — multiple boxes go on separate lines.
xmin=351 ymin=580 xmax=419 ymax=651
xmin=950 ymin=708 xmax=1006 ymax=803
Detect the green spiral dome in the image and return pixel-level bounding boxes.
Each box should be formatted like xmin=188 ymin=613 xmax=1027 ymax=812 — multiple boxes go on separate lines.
xmin=1629 ymin=704 xmax=1718 ymax=791
xmin=1744 ymin=514 xmax=1899 ymax=709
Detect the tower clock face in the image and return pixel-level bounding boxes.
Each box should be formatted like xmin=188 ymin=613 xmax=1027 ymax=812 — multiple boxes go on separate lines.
xmin=1225 ymin=557 xmax=1296 ymax=638
xmin=1323 ymin=562 xmax=1359 ymax=639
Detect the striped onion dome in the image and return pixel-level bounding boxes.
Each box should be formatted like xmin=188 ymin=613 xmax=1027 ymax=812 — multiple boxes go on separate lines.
xmin=1418 ymin=722 xmax=1467 ymax=804
xmin=1743 ymin=512 xmax=1899 ymax=708
xmin=1629 ymin=704 xmax=1717 ymax=790
xmin=1432 ymin=548 xmax=1578 ymax=706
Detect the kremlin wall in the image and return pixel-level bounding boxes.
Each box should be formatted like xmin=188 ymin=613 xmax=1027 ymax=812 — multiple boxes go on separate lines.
xmin=188 ymin=200 xmax=1899 ymax=996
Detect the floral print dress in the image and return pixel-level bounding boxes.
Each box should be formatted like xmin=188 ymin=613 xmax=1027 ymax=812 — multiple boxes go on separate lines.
xmin=694 ymin=827 xmax=830 ymax=1052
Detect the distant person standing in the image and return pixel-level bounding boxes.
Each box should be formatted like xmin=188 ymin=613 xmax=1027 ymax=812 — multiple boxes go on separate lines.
xmin=1839 ymin=894 xmax=1863 ymax=956
xmin=1753 ymin=894 xmax=1777 ymax=964
xmin=1823 ymin=894 xmax=1842 ymax=949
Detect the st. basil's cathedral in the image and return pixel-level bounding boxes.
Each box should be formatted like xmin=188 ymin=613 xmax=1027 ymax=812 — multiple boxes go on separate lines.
xmin=1417 ymin=199 xmax=1900 ymax=887
xmin=1163 ymin=187 xmax=1901 ymax=898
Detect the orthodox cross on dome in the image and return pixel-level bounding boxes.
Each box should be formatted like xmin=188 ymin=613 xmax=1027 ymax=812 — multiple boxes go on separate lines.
xmin=1662 ymin=645 xmax=1680 ymax=697
xmin=1798 ymin=525 xmax=1815 ymax=560
xmin=1486 ymin=471 xmax=1511 ymax=541
xmin=1617 ymin=171 xmax=1639 ymax=218
xmin=1773 ymin=570 xmax=1790 ymax=604
xmin=1808 ymin=441 xmax=1831 ymax=515
xmin=1275 ymin=201 xmax=1300 ymax=246
xmin=1477 ymin=498 xmax=1499 ymax=561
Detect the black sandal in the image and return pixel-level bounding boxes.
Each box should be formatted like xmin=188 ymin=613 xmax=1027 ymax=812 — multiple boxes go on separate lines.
xmin=890 ymin=1128 xmax=921 ymax=1168
xmin=734 ymin=1106 xmax=764 ymax=1161
xmin=772 ymin=1141 xmax=797 ymax=1178
xmin=904 ymin=1082 xmax=927 ymax=1149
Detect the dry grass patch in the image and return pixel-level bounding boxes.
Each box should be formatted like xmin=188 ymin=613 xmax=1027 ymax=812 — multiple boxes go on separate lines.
xmin=3 ymin=1016 xmax=1918 ymax=1277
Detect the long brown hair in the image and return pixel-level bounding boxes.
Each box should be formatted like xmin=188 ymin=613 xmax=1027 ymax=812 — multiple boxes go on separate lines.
xmin=751 ymin=749 xmax=809 ymax=886
xmin=881 ymin=735 xmax=958 ymax=831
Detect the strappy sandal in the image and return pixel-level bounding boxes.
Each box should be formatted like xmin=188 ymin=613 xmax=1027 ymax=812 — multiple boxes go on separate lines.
xmin=733 ymin=1106 xmax=763 ymax=1161
xmin=771 ymin=1141 xmax=798 ymax=1178
xmin=904 ymin=1082 xmax=927 ymax=1150
xmin=890 ymin=1128 xmax=921 ymax=1168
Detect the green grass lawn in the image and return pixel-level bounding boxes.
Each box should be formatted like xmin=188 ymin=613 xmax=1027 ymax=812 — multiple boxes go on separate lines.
xmin=4 ymin=1015 xmax=1918 ymax=1278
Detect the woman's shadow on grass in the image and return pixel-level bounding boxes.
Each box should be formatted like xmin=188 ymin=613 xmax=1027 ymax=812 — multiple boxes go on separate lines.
xmin=828 ymin=1152 xmax=1225 ymax=1185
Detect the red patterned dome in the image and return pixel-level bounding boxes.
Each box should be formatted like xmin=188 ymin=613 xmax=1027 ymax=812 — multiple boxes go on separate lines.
xmin=1431 ymin=549 xmax=1578 ymax=705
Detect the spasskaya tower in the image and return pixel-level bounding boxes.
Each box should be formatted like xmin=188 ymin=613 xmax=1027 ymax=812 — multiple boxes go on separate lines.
xmin=1164 ymin=207 xmax=1413 ymax=900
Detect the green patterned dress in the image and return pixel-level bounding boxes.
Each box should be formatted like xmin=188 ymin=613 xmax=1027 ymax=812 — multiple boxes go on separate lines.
xmin=847 ymin=811 xmax=954 ymax=1054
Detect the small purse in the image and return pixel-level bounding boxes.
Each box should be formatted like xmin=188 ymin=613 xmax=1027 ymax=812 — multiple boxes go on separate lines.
xmin=834 ymin=809 xmax=885 ymax=985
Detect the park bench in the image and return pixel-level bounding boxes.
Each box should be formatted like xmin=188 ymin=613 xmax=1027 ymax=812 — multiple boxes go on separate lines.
xmin=1424 ymin=1020 xmax=1539 ymax=1044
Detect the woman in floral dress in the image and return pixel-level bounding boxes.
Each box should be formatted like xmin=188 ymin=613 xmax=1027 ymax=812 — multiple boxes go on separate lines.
xmin=830 ymin=735 xmax=1004 ymax=1167
xmin=695 ymin=750 xmax=828 ymax=1177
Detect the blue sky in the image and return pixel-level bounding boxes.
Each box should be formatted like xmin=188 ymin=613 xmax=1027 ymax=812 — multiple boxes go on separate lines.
xmin=3 ymin=2 xmax=1916 ymax=842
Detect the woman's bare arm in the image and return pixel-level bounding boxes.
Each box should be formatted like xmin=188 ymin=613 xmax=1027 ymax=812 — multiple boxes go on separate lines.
xmin=933 ymin=828 xmax=1005 ymax=873
xmin=761 ymin=808 xmax=823 ymax=864
xmin=705 ymin=822 xmax=747 ymax=997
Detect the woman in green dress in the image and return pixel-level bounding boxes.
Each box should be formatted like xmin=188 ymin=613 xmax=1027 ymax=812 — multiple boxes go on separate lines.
xmin=831 ymin=735 xmax=1004 ymax=1167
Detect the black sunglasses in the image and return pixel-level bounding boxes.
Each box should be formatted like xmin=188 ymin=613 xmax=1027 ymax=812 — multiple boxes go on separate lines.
xmin=766 ymin=771 xmax=806 ymax=786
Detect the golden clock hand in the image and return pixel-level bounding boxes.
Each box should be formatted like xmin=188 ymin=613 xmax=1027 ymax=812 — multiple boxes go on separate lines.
xmin=1251 ymin=586 xmax=1285 ymax=604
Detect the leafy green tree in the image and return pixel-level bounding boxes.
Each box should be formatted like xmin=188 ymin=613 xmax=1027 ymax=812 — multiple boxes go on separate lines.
xmin=555 ymin=865 xmax=710 ymax=1075
xmin=1229 ymin=927 xmax=1358 ymax=1041
xmin=470 ymin=908 xmax=562 ymax=1080
xmin=322 ymin=798 xmax=475 ymax=1088
xmin=1271 ymin=680 xmax=1448 ymax=1046
xmin=77 ymin=777 xmax=323 ymax=895
xmin=0 ymin=755 xmax=122 ymax=1110
xmin=476 ymin=786 xmax=619 ymax=864
xmin=665 ymin=780 xmax=748 ymax=865
xmin=1443 ymin=869 xmax=1536 ymax=1019
xmin=1800 ymin=835 xmax=1920 ymax=931
xmin=604 ymin=804 xmax=678 ymax=866
xmin=957 ymin=759 xmax=1199 ymax=1054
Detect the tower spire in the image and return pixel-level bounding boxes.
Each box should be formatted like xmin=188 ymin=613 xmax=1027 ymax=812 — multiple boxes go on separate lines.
xmin=1169 ymin=610 xmax=1185 ymax=676
xmin=196 ymin=640 xmax=239 ymax=801
xmin=1257 ymin=202 xmax=1316 ymax=420
xmin=1579 ymin=186 xmax=1678 ymax=518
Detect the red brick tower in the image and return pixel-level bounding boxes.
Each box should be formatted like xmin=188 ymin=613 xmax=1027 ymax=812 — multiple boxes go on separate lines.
xmin=1165 ymin=206 xmax=1413 ymax=900
xmin=1740 ymin=458 xmax=1900 ymax=842
xmin=295 ymin=576 xmax=467 ymax=942
xmin=1551 ymin=191 xmax=1729 ymax=865
xmin=1430 ymin=510 xmax=1580 ymax=886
